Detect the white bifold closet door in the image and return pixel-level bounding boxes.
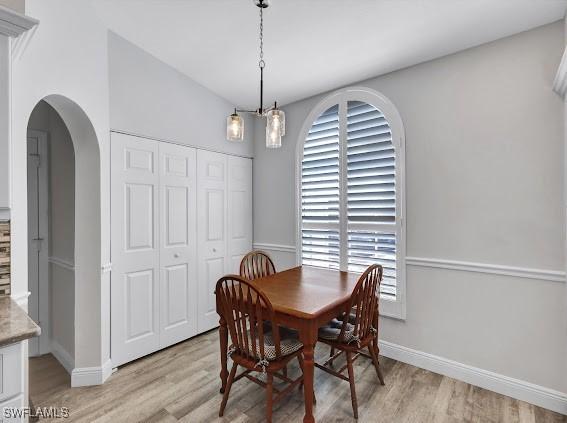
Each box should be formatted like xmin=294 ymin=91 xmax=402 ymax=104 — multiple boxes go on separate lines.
xmin=227 ymin=156 xmax=253 ymax=273
xmin=197 ymin=151 xmax=252 ymax=333
xmin=111 ymin=133 xmax=198 ymax=367
xmin=158 ymin=142 xmax=198 ymax=347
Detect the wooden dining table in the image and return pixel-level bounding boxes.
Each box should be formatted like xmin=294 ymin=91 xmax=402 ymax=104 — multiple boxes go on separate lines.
xmin=216 ymin=265 xmax=360 ymax=423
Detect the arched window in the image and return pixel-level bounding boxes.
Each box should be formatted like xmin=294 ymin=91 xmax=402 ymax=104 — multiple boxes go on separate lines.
xmin=297 ymin=87 xmax=405 ymax=318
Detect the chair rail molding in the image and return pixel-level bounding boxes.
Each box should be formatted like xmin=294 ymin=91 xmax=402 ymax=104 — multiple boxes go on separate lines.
xmin=252 ymin=244 xmax=566 ymax=283
xmin=253 ymin=242 xmax=297 ymax=254
xmin=553 ymin=46 xmax=567 ymax=98
xmin=48 ymin=256 xmax=75 ymax=272
xmin=406 ymin=256 xmax=565 ymax=283
xmin=0 ymin=5 xmax=37 ymax=37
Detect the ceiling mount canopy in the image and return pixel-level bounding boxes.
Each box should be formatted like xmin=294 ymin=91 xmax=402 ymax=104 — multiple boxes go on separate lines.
xmin=253 ymin=0 xmax=270 ymax=8
xmin=226 ymin=0 xmax=285 ymax=149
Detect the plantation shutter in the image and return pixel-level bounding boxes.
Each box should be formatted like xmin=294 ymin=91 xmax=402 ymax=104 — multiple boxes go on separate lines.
xmin=346 ymin=101 xmax=397 ymax=299
xmin=301 ymin=105 xmax=340 ymax=269
xmin=301 ymin=99 xmax=398 ymax=300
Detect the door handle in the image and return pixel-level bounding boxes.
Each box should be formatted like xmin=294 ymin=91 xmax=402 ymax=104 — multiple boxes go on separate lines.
xmin=32 ymin=238 xmax=44 ymax=241
xmin=174 ymin=253 xmax=180 ymax=258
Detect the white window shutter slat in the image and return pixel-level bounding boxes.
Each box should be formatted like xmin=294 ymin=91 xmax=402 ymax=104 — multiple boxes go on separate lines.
xmin=301 ymin=105 xmax=341 ymax=269
xmin=301 ymin=100 xmax=398 ymax=299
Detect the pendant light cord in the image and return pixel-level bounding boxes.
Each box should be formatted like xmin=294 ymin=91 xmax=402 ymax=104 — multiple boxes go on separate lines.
xmin=259 ymin=4 xmax=265 ymax=115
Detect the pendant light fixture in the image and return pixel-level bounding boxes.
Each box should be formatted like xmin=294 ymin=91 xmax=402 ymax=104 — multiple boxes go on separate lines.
xmin=226 ymin=0 xmax=285 ymax=148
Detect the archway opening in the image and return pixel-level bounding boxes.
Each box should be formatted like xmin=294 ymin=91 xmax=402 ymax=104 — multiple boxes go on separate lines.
xmin=26 ymin=94 xmax=103 ymax=387
xmin=27 ymin=100 xmax=76 ymax=367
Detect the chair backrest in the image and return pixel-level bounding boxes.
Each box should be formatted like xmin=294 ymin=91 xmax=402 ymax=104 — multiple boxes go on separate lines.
xmin=216 ymin=275 xmax=282 ymax=362
xmin=239 ymin=251 xmax=276 ymax=281
xmin=338 ymin=264 xmax=383 ymax=344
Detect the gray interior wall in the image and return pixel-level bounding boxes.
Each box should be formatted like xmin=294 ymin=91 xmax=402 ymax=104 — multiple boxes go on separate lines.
xmin=28 ymin=100 xmax=75 ymax=360
xmin=253 ymin=21 xmax=567 ymax=392
xmin=0 ymin=0 xmax=24 ymax=13
xmin=562 ymin=14 xmax=567 ymax=395
xmin=108 ymin=32 xmax=254 ymax=158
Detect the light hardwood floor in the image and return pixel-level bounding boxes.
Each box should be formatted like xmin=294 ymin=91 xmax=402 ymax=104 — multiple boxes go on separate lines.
xmin=29 ymin=330 xmax=566 ymax=423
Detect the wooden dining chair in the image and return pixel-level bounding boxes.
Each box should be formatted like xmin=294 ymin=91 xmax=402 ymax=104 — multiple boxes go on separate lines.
xmin=239 ymin=250 xmax=276 ymax=281
xmin=315 ymin=264 xmax=385 ymax=419
xmin=240 ymin=250 xmax=296 ymax=377
xmin=216 ymin=275 xmax=305 ymax=423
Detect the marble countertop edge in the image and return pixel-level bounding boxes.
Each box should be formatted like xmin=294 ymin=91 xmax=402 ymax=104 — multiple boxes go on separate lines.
xmin=0 ymin=296 xmax=41 ymax=348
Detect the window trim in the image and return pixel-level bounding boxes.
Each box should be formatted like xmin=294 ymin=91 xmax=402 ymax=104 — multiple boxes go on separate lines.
xmin=295 ymin=86 xmax=406 ymax=319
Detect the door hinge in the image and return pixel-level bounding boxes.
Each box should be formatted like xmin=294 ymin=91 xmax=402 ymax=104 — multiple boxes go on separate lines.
xmin=29 ymin=153 xmax=41 ymax=168
xmin=32 ymin=237 xmax=44 ymax=251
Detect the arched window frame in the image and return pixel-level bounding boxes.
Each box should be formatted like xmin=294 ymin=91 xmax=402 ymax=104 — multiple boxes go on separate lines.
xmin=295 ymin=87 xmax=406 ymax=319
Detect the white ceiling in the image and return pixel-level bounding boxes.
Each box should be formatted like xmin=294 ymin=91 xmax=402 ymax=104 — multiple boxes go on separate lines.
xmin=94 ymin=0 xmax=567 ymax=109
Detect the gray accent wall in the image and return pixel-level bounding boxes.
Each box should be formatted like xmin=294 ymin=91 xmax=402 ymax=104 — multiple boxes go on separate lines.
xmin=108 ymin=32 xmax=254 ymax=158
xmin=253 ymin=21 xmax=567 ymax=393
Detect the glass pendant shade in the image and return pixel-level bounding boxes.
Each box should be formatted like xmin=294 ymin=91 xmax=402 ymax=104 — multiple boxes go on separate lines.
xmin=265 ymin=109 xmax=285 ymax=148
xmin=226 ymin=112 xmax=244 ymax=141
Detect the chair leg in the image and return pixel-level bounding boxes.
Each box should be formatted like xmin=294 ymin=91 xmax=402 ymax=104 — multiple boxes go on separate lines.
xmin=283 ymin=365 xmax=288 ymax=378
xmin=346 ymin=351 xmax=358 ymax=419
xmin=368 ymin=345 xmax=385 ymax=385
xmin=329 ymin=346 xmax=335 ymax=366
xmin=219 ymin=361 xmax=238 ymax=417
xmin=298 ymin=354 xmax=304 ymax=391
xmin=266 ymin=373 xmax=274 ymax=423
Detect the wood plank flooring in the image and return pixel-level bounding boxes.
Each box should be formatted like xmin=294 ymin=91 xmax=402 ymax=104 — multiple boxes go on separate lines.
xmin=29 ymin=330 xmax=566 ymax=423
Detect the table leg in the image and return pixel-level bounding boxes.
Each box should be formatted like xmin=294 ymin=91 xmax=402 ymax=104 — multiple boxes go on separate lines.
xmin=300 ymin=325 xmax=317 ymax=423
xmin=219 ymin=315 xmax=228 ymax=394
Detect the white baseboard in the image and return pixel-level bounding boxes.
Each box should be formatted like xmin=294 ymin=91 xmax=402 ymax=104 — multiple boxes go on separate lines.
xmin=71 ymin=359 xmax=113 ymax=387
xmin=50 ymin=340 xmax=74 ymax=375
xmin=378 ymin=340 xmax=567 ymax=415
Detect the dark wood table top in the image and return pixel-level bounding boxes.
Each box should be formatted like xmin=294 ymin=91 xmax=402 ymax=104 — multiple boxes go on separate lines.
xmin=249 ymin=266 xmax=360 ymax=320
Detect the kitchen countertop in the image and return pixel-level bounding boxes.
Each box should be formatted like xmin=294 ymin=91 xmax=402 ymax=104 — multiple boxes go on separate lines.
xmin=0 ymin=296 xmax=40 ymax=348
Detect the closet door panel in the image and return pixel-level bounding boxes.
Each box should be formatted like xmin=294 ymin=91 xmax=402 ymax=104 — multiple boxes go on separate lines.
xmin=197 ymin=150 xmax=228 ymax=333
xmin=111 ymin=133 xmax=160 ymax=367
xmin=227 ymin=157 xmax=253 ymax=274
xmin=159 ymin=143 xmax=198 ymax=347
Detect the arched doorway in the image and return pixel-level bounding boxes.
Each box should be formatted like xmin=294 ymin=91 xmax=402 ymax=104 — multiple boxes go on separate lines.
xmin=25 ymin=94 xmax=104 ymax=387
xmin=27 ymin=100 xmax=75 ymax=362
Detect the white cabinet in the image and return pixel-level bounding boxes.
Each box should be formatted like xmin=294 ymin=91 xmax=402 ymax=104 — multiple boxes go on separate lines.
xmin=0 ymin=342 xmax=25 ymax=423
xmin=0 ymin=8 xmax=37 ymax=218
xmin=0 ymin=36 xmax=10 ymax=215
xmin=111 ymin=133 xmax=251 ymax=366
xmin=0 ymin=343 xmax=23 ymax=403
